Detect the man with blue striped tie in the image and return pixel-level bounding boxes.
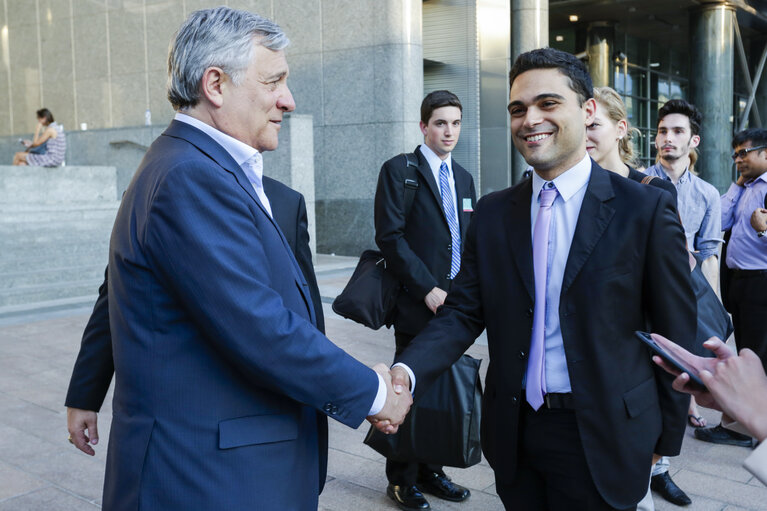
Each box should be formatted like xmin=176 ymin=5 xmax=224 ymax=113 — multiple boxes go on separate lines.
xmin=374 ymin=90 xmax=477 ymax=510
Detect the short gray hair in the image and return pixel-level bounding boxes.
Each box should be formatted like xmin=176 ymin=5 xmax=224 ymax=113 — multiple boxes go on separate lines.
xmin=167 ymin=7 xmax=289 ymax=110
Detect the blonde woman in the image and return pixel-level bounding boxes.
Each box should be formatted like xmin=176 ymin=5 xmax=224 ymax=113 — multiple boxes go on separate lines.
xmin=586 ymin=86 xmax=694 ymax=509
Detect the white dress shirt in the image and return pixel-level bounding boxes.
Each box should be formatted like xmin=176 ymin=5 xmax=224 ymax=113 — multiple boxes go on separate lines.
xmin=174 ymin=113 xmax=273 ymax=217
xmin=419 ymin=143 xmax=459 ymax=224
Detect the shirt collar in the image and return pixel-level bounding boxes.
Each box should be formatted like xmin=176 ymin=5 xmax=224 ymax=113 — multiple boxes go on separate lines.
xmin=655 ymin=162 xmax=691 ymax=184
xmin=531 ymin=152 xmax=591 ymax=203
xmin=419 ymin=143 xmax=452 ymax=176
xmin=746 ymin=172 xmax=767 ymax=187
xmin=174 ymin=112 xmax=259 ymax=169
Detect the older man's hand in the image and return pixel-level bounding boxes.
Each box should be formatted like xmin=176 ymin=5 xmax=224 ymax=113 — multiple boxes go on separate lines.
xmin=367 ymin=364 xmax=413 ymax=434
xmin=67 ymin=407 xmax=99 ymax=456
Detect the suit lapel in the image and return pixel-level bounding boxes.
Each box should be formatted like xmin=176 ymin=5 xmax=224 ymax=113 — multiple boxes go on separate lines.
xmin=453 ymin=160 xmax=473 ymax=238
xmin=561 ymin=163 xmax=616 ymax=294
xmin=414 ymin=146 xmax=444 ymax=216
xmin=163 ymin=121 xmax=316 ymax=324
xmin=164 ymin=121 xmax=273 ymax=221
xmin=506 ymin=180 xmax=535 ymax=300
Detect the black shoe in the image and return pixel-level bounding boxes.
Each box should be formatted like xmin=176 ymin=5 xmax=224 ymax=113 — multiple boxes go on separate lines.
xmin=416 ymin=471 xmax=470 ymax=502
xmin=386 ymin=484 xmax=430 ymax=510
xmin=650 ymin=472 xmax=692 ymax=506
xmin=694 ymin=424 xmax=754 ymax=447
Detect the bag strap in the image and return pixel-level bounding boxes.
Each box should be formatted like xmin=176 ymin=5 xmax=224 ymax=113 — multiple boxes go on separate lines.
xmin=401 ymin=152 xmax=420 ymax=218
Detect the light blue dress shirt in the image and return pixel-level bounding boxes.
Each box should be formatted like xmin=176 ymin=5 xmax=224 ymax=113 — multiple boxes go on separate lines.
xmin=529 ymin=153 xmax=591 ymax=393
xmin=644 ymin=163 xmax=722 ymax=259
xmin=721 ymin=174 xmax=767 ymax=270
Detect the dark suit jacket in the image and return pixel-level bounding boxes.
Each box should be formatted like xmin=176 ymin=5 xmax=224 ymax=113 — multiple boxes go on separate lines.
xmin=374 ymin=145 xmax=476 ymax=337
xmin=64 ymin=178 xmax=325 ymax=413
xmin=101 ymin=120 xmax=377 ymax=511
xmin=395 ymin=161 xmax=696 ymax=509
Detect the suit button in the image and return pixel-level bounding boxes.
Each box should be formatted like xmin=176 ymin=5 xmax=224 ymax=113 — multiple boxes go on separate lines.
xmin=511 ymin=396 xmax=518 ymax=406
xmin=446 ymin=273 xmax=451 ymax=280
xmin=518 ymin=351 xmax=526 ymax=359
xmin=526 ymin=308 xmax=533 ymax=317
xmin=447 ymin=243 xmax=452 ymax=251
xmin=331 ymin=406 xmax=339 ymax=415
xmin=323 ymin=403 xmax=333 ymax=413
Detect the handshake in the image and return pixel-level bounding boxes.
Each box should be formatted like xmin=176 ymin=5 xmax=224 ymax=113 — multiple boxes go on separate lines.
xmin=366 ymin=364 xmax=413 ymax=435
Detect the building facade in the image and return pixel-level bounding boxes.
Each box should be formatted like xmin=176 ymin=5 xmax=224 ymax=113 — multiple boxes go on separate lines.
xmin=1 ymin=0 xmax=765 ymax=255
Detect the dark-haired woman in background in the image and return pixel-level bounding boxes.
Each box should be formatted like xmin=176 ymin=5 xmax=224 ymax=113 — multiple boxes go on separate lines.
xmin=12 ymin=108 xmax=66 ymax=167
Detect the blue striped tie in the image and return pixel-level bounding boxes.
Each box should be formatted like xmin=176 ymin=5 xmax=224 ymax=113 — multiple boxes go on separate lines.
xmin=439 ymin=161 xmax=461 ymax=279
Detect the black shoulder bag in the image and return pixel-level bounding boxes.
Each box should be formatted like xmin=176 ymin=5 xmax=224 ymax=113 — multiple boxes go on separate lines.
xmin=331 ymin=153 xmax=419 ymax=330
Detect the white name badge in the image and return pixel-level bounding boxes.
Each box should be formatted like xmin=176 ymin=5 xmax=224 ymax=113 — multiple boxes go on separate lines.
xmin=462 ymin=198 xmax=473 ymax=212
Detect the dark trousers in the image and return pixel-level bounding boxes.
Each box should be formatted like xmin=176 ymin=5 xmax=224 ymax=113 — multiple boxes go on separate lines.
xmin=495 ymin=403 xmax=635 ymax=511
xmin=386 ymin=332 xmax=443 ymax=486
xmin=728 ymin=271 xmax=767 ymax=371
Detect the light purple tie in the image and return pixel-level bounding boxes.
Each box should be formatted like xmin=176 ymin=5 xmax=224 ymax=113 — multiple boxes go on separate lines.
xmin=526 ymin=184 xmax=558 ymax=410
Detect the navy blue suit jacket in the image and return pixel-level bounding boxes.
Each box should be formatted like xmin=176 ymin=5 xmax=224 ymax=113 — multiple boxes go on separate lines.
xmin=64 ymin=177 xmax=325 ymax=413
xmin=395 ymin=162 xmax=696 ymax=508
xmin=104 ymin=120 xmax=377 ymax=511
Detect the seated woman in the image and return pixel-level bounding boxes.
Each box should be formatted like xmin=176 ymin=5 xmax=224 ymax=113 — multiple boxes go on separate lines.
xmin=12 ymin=108 xmax=67 ymax=167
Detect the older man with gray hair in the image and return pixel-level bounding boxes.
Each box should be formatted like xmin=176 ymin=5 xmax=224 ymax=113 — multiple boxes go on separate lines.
xmin=99 ymin=7 xmax=410 ymax=511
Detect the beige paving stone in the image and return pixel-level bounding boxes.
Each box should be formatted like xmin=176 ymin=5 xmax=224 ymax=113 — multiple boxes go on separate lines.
xmin=15 ymin=448 xmax=106 ymax=503
xmin=654 ymin=494 xmax=729 ymax=511
xmin=0 ymin=461 xmax=47 ymax=501
xmin=671 ymin=468 xmax=767 ymax=510
xmin=0 ymin=257 xmax=764 ymax=510
xmin=0 ymin=487 xmax=99 ymax=510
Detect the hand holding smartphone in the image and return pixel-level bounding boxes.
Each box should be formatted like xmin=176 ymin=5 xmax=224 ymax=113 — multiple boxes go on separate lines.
xmin=635 ymin=331 xmax=706 ymax=389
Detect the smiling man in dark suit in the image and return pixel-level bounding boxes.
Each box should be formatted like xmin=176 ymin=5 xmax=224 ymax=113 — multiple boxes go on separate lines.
xmin=390 ymin=48 xmax=696 ymax=510
xmin=72 ymin=7 xmax=411 ymax=511
xmin=374 ymin=90 xmax=476 ymax=510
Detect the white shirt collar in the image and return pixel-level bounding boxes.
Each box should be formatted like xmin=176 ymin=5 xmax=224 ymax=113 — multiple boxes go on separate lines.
xmin=419 ymin=143 xmax=452 ymax=176
xmin=531 ymin=152 xmax=591 ymax=203
xmin=174 ymin=112 xmax=261 ymax=173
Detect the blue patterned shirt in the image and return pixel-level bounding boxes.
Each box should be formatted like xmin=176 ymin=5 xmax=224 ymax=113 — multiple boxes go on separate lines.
xmin=643 ymin=164 xmax=722 ymax=259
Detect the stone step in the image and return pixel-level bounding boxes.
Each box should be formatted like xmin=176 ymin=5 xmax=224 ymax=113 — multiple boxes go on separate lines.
xmin=0 ymin=236 xmax=109 ymax=273
xmin=1 ymin=223 xmax=114 ymax=244
xmin=0 ymin=251 xmax=107 ymax=274
xmin=2 ymin=233 xmax=109 ymax=253
xmin=0 ymin=278 xmax=103 ymax=307
xmin=0 ymin=294 xmax=99 ymax=320
xmin=0 ymin=165 xmax=118 ymax=203
xmin=0 ymin=255 xmax=107 ymax=274
xmin=0 ymin=202 xmax=120 ymax=224
xmin=0 ymin=265 xmax=104 ymax=289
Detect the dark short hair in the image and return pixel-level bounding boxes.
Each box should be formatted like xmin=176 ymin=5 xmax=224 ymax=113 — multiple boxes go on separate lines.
xmin=420 ymin=90 xmax=462 ymax=124
xmin=732 ymin=128 xmax=767 ymax=149
xmin=657 ymin=99 xmax=702 ymax=136
xmin=36 ymin=108 xmax=54 ymax=124
xmin=508 ymin=48 xmax=593 ymax=105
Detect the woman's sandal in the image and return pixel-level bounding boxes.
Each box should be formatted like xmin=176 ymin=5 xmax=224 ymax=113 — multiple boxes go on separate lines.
xmin=687 ymin=414 xmax=707 ymax=428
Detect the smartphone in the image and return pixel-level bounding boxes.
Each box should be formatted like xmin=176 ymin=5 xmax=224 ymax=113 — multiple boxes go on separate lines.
xmin=635 ymin=331 xmax=706 ymax=389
